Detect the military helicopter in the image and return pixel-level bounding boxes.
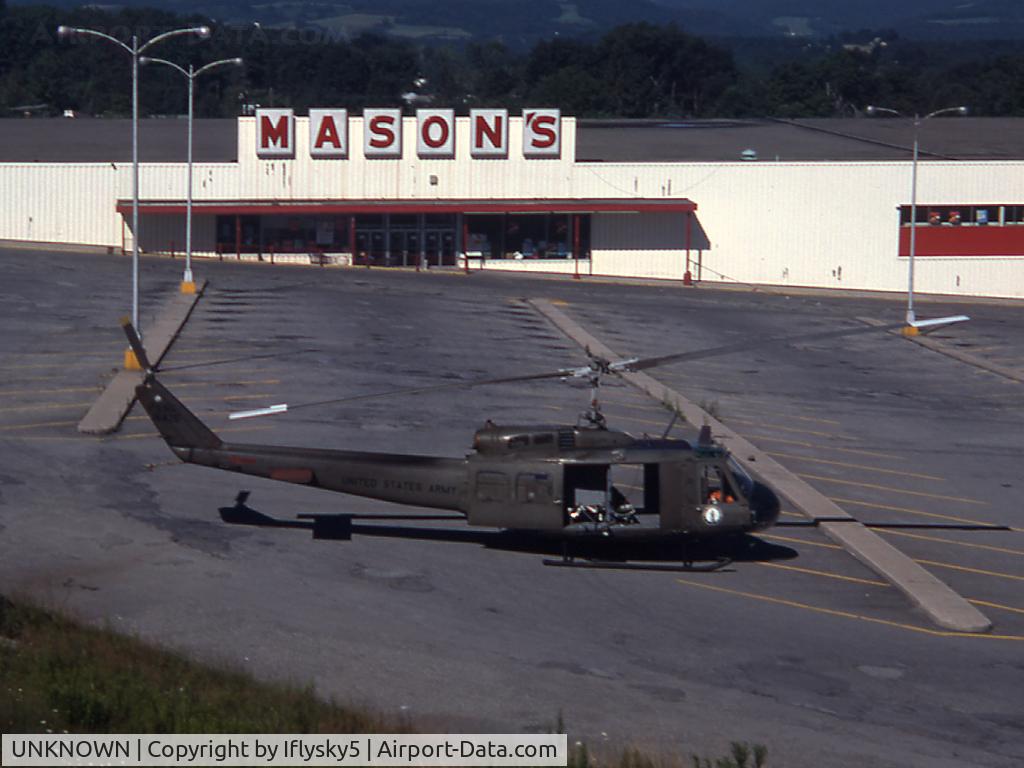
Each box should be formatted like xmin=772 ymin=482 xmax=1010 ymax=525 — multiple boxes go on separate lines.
xmin=123 ymin=313 xmax=965 ymax=572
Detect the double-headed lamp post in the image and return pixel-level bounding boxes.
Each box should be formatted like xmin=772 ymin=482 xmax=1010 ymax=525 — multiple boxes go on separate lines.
xmin=865 ymin=104 xmax=968 ymax=331
xmin=140 ymin=56 xmax=243 ymax=294
xmin=56 ymin=23 xmax=210 ymax=369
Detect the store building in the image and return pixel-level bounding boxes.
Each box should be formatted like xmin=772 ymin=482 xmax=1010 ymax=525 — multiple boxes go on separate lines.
xmin=1 ymin=114 xmax=1022 ymax=298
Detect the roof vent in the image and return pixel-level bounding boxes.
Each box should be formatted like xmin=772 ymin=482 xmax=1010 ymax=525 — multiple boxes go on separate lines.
xmin=741 ymin=148 xmax=758 ymax=161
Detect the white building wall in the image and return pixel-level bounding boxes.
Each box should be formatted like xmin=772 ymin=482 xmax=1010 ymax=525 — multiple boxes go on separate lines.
xmin=0 ymin=164 xmax=122 ymax=247
xmin=570 ymin=161 xmax=1024 ymax=298
xmin=1 ymin=115 xmax=1023 ymax=298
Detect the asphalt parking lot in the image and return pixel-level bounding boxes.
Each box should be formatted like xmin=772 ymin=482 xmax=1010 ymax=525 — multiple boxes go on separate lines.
xmin=1 ymin=247 xmax=1023 ymax=767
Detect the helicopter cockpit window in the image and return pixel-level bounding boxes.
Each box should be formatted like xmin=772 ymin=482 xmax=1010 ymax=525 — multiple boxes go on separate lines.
xmin=476 ymin=471 xmax=509 ymax=502
xmin=700 ymin=464 xmax=737 ymax=505
xmin=507 ymin=434 xmax=530 ymax=450
xmin=726 ymin=456 xmax=754 ymax=498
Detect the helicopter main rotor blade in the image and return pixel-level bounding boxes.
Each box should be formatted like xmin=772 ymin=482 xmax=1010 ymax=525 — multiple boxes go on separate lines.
xmin=228 ymin=315 xmax=969 ymax=420
xmin=228 ymin=366 xmax=588 ymax=419
xmin=161 ymin=349 xmax=320 ymax=374
xmin=621 ymin=318 xmax=923 ymax=372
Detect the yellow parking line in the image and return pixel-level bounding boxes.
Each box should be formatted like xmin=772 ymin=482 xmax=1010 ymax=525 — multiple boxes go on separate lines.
xmin=761 ymin=533 xmax=842 ymax=550
xmin=877 ymin=528 xmax=1024 ymax=557
xmin=768 ymin=451 xmax=944 ymax=482
xmin=731 ymin=410 xmax=842 ymax=426
xmin=0 ymin=370 xmax=123 ymax=385
xmin=599 ymin=395 xmax=671 ymax=412
xmin=969 ymin=599 xmax=1024 ymax=617
xmin=0 ymin=385 xmax=104 ymax=397
xmin=831 ymin=497 xmax=996 ymax=526
xmin=674 ymin=578 xmax=1024 ymax=641
xmin=6 ymin=346 xmax=123 ymax=359
xmin=744 ymin=433 xmax=903 ymax=460
xmin=222 ymin=393 xmax=275 ymax=402
xmin=800 ymin=474 xmax=988 ymax=506
xmin=0 ymin=419 xmax=78 ymax=432
xmin=0 ymin=401 xmax=91 ymax=414
xmin=755 ymin=561 xmax=888 ymax=587
xmin=0 ymin=357 xmax=130 ymax=371
xmin=728 ymin=418 xmax=840 ymax=439
xmin=914 ymin=559 xmax=1024 ymax=583
xmin=747 ymin=560 xmax=1024 ymax=619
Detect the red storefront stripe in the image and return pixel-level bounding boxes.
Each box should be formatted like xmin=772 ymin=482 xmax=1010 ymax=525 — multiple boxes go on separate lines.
xmin=899 ymin=226 xmax=1024 ymax=257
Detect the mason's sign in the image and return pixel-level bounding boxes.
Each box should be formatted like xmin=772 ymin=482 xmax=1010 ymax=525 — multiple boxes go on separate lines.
xmin=255 ymin=108 xmax=561 ymax=161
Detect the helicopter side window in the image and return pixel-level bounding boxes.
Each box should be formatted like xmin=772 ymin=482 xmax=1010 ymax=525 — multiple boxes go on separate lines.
xmin=532 ymin=433 xmax=554 ymax=446
xmin=517 ymin=473 xmax=553 ymax=504
xmin=507 ymin=435 xmax=530 ymax=450
xmin=476 ymin=471 xmax=509 ymax=502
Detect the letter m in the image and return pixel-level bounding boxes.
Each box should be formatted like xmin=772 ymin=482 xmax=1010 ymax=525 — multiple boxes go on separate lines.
xmin=261 ymin=116 xmax=288 ymax=149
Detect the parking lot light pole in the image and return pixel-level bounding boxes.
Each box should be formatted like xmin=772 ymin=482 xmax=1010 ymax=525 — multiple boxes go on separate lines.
xmin=56 ymin=24 xmax=210 ymax=369
xmin=140 ymin=56 xmax=243 ymax=294
xmin=866 ymin=104 xmax=968 ymax=333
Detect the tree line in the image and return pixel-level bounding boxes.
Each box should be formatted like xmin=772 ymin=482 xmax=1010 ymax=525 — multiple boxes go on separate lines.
xmin=4 ymin=2 xmax=1024 ymax=119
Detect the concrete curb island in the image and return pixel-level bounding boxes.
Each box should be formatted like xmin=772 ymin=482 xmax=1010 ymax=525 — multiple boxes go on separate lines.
xmin=529 ymin=298 xmax=993 ymax=635
xmin=78 ymin=280 xmax=208 ymax=435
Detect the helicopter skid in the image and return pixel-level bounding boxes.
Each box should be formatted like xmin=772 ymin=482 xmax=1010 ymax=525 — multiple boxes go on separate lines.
xmin=542 ymin=557 xmax=732 ymax=573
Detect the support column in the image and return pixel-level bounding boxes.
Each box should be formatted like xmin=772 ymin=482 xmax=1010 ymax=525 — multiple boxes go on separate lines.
xmin=572 ymin=214 xmax=580 ymax=280
xmin=349 ymin=216 xmax=357 ymax=266
xmin=684 ymin=211 xmax=693 ymax=285
xmin=418 ymin=214 xmax=426 ymax=269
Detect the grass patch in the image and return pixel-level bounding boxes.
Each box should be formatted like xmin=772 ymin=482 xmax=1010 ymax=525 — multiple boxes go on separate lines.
xmin=0 ymin=594 xmax=392 ymax=734
xmin=1 ymin=595 xmax=767 ymax=766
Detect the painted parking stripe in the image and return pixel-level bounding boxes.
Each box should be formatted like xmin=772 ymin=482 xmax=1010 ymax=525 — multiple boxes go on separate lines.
xmin=799 ymin=474 xmax=988 ymax=505
xmin=876 ymin=528 xmax=1024 ymax=556
xmin=675 ymin=578 xmax=1024 ymax=641
xmin=768 ymin=451 xmax=944 ymax=481
xmin=742 ymin=433 xmax=903 ymax=460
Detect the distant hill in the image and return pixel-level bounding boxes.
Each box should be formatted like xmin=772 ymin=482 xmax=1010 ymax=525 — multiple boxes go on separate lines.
xmin=8 ymin=0 xmax=1024 ymax=42
xmin=6 ymin=0 xmax=758 ymax=46
xmin=658 ymin=0 xmax=1024 ymax=40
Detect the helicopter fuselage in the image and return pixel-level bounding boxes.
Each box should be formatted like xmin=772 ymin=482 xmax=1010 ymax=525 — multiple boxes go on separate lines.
xmin=169 ymin=420 xmax=780 ymax=538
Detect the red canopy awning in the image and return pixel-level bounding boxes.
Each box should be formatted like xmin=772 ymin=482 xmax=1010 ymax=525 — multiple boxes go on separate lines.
xmin=116 ymin=198 xmax=697 ymax=216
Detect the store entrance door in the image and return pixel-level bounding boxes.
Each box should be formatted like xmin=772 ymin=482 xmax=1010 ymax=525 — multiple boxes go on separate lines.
xmin=425 ymin=229 xmax=456 ymax=266
xmin=389 ymin=230 xmax=420 ymax=267
xmin=354 ymin=230 xmax=388 ymax=266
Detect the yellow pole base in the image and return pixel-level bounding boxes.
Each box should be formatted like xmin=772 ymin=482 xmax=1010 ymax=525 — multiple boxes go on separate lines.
xmin=180 ymin=280 xmax=197 ymax=294
xmin=124 ymin=347 xmax=142 ymax=371
xmin=901 ymin=325 xmax=920 ymax=337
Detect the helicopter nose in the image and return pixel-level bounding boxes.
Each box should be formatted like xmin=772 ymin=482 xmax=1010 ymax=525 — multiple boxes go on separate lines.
xmin=749 ymin=481 xmax=781 ymax=530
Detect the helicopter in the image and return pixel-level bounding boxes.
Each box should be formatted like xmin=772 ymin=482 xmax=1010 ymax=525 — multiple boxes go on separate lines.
xmin=122 ymin=312 xmax=966 ymax=572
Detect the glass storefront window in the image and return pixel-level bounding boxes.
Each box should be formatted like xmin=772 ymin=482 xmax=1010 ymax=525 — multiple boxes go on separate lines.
xmin=466 ymin=213 xmax=589 ymax=260
xmin=214 ymin=211 xmax=591 ymax=261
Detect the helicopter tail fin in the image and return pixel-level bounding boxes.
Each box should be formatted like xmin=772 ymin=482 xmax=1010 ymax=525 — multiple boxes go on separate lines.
xmin=135 ymin=375 xmax=222 ymax=450
xmin=121 ymin=318 xmax=221 ymax=450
